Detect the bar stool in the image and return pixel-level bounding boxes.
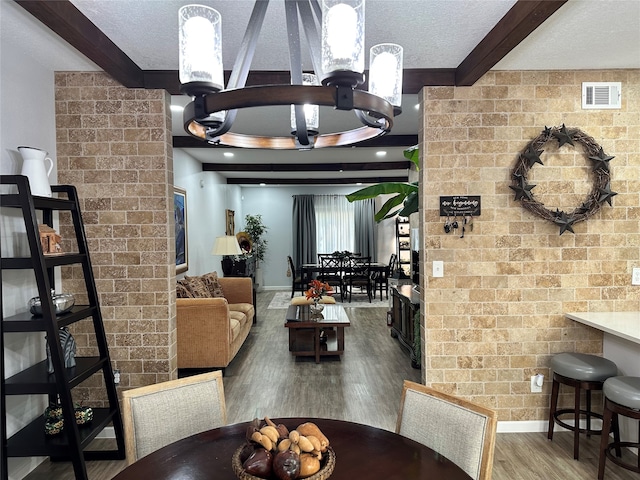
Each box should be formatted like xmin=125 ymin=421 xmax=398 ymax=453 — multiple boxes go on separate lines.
xmin=547 ymin=352 xmax=618 ymax=460
xmin=598 ymin=376 xmax=640 ymax=479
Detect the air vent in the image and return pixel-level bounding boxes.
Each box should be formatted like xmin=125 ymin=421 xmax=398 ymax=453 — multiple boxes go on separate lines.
xmin=582 ymin=82 xmax=621 ymax=109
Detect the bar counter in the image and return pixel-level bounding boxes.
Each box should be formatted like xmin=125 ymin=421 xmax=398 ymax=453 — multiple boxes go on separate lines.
xmin=565 ymin=311 xmax=640 ymax=345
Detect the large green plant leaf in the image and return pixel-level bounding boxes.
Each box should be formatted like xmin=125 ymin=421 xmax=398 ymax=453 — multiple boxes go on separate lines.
xmin=346 ymin=143 xmax=420 ymax=222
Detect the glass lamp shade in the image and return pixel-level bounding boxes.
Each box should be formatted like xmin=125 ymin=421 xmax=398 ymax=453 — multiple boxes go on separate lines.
xmin=321 ymin=0 xmax=365 ymax=81
xmin=179 ymin=5 xmax=224 ymax=94
xmin=369 ymin=43 xmax=403 ymax=109
xmin=290 ymin=73 xmax=320 ymax=135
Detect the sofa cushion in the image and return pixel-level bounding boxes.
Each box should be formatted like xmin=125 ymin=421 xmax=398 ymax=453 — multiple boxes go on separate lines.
xmin=183 ymin=275 xmax=211 ymax=298
xmin=228 ymin=303 xmax=255 ymax=320
xmin=201 ymin=272 xmax=225 ymax=298
xmin=229 ymin=311 xmax=245 ymax=342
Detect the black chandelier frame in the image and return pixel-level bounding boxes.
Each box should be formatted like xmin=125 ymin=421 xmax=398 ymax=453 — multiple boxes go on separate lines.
xmin=181 ymin=0 xmax=398 ymax=149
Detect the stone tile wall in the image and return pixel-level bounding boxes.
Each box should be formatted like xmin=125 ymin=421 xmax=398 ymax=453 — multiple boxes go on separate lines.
xmin=421 ymin=70 xmax=640 ymax=421
xmin=54 ymin=72 xmax=175 ymax=405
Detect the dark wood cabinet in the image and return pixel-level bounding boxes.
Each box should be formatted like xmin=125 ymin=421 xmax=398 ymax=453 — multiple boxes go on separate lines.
xmin=390 ymin=285 xmax=420 ymax=369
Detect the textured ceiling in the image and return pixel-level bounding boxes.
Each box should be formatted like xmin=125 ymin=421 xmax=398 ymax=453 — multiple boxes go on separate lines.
xmin=69 ymin=0 xmax=520 ymax=71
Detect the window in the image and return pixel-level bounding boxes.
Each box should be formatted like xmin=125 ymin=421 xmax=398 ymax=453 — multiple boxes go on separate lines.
xmin=314 ymin=195 xmax=354 ymax=254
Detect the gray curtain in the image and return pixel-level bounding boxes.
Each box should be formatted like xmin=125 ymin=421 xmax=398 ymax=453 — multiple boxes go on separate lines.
xmin=292 ymin=195 xmax=317 ymax=268
xmin=354 ymin=198 xmax=377 ymax=262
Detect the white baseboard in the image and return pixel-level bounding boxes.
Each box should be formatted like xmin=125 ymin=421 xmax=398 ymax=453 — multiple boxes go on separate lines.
xmin=497 ymin=420 xmax=549 ymax=433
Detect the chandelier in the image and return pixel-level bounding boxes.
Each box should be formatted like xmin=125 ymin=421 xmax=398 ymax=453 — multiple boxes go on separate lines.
xmin=179 ymin=0 xmax=403 ymax=150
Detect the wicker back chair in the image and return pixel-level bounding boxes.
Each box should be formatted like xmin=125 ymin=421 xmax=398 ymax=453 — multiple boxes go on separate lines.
xmin=121 ymin=371 xmax=227 ymax=464
xmin=396 ymin=381 xmax=497 ymax=480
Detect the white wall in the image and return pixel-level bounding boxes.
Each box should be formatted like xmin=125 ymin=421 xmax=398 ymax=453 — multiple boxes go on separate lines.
xmin=173 ymin=149 xmax=242 ymax=277
xmin=1 ymin=3 xmax=58 ymax=477
xmin=0 ymin=2 xmax=101 ymax=476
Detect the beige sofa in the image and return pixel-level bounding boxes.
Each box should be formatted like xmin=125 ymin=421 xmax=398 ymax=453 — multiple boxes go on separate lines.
xmin=176 ymin=274 xmax=254 ymax=371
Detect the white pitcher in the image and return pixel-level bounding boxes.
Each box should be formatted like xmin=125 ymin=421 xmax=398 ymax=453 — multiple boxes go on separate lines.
xmin=18 ymin=146 xmax=54 ymax=197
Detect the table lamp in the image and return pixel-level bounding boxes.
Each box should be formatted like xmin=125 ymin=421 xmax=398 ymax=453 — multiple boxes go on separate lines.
xmin=211 ymin=235 xmax=242 ymax=276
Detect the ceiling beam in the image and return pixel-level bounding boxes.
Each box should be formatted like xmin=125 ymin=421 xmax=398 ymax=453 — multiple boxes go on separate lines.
xmin=174 ymin=134 xmax=418 ymax=149
xmin=202 ymin=161 xmax=410 ymax=173
xmin=455 ymin=0 xmax=568 ymax=86
xmin=227 ymin=176 xmax=408 ymax=185
xmin=16 ymin=0 xmax=145 ymax=88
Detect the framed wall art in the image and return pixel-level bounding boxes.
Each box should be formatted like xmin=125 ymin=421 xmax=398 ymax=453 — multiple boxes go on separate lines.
xmin=174 ymin=186 xmax=188 ymax=273
xmin=225 ymin=209 xmax=235 ymax=236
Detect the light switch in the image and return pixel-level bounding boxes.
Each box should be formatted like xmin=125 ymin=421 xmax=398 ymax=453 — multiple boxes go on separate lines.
xmin=433 ymin=261 xmax=444 ymax=278
xmin=633 ymin=267 xmax=640 ymax=285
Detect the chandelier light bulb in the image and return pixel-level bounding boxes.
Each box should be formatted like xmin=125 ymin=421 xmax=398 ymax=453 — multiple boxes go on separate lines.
xmin=291 ymin=73 xmax=319 ymax=135
xmin=179 ymin=5 xmax=224 ymax=94
xmin=369 ymin=43 xmax=403 ymax=109
xmin=321 ymin=0 xmax=365 ymax=79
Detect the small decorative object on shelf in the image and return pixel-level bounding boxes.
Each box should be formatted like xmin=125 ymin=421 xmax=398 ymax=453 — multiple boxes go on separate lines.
xmin=44 ymin=403 xmax=94 ymax=436
xmin=38 ymin=224 xmax=63 ymax=254
xmin=233 ymin=416 xmax=335 ymax=480
xmin=29 ymin=290 xmax=75 ymax=316
xmin=46 ymin=326 xmax=77 ymax=373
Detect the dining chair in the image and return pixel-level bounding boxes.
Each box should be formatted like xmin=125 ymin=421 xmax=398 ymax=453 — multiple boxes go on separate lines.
xmin=318 ymin=254 xmax=345 ymax=300
xmin=372 ymin=253 xmax=396 ymax=300
xmin=121 ymin=371 xmax=227 ymax=464
xmin=396 ymin=381 xmax=497 ymax=480
xmin=343 ymin=256 xmax=372 ymax=302
xmin=287 ymin=255 xmax=307 ymax=297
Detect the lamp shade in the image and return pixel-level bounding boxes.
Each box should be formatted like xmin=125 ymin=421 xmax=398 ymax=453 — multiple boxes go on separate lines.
xmin=179 ymin=4 xmax=224 ymax=94
xmin=211 ymin=235 xmax=242 ymax=256
xmin=321 ymin=0 xmax=365 ymax=77
xmin=369 ymin=43 xmax=403 ymax=109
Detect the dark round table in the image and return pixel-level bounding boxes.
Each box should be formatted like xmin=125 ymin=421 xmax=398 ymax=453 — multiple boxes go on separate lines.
xmin=113 ymin=417 xmax=472 ymax=479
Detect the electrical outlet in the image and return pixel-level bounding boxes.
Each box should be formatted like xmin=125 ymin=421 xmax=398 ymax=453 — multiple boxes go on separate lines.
xmin=433 ymin=261 xmax=444 ymax=278
xmin=530 ymin=374 xmax=543 ymax=393
xmin=113 ymin=369 xmax=121 ymax=385
xmin=632 ymin=267 xmax=640 ymax=285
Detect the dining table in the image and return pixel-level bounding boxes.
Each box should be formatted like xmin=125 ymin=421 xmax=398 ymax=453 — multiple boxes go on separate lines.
xmin=112 ymin=417 xmax=472 ymax=479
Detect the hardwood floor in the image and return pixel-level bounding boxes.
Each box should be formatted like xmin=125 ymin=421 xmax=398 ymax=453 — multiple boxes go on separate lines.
xmin=23 ymin=291 xmax=638 ymax=480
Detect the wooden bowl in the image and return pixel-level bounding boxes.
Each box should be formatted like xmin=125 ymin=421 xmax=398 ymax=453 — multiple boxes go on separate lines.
xmin=232 ymin=445 xmax=335 ymax=480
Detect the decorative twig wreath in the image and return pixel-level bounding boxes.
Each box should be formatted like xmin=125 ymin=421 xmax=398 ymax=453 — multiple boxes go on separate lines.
xmin=510 ymin=124 xmax=616 ymax=235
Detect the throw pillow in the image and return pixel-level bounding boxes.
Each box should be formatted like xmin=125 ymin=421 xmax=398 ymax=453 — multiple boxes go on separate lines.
xmin=183 ymin=275 xmax=211 ymax=298
xmin=176 ymin=281 xmax=194 ymax=298
xmin=201 ymin=272 xmax=225 ymax=298
xmin=291 ymin=295 xmax=336 ymax=305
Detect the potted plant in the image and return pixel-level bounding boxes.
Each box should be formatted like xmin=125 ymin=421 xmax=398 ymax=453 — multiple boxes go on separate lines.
xmin=244 ymin=214 xmax=268 ymax=290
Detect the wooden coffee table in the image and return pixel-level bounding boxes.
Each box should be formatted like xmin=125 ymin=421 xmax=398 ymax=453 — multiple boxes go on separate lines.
xmin=285 ymin=304 xmax=350 ymax=363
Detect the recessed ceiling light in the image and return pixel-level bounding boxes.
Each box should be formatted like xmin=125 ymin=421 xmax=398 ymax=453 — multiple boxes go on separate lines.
xmin=376 ymin=151 xmax=387 ymax=157
xmin=414 ymin=103 xmax=419 ymax=110
xmin=224 ymin=152 xmax=234 ymax=158
xmin=170 ymin=104 xmax=184 ymax=112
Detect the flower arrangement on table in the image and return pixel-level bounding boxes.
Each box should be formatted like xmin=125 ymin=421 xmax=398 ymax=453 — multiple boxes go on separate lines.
xmin=305 ymin=280 xmax=333 ymax=314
